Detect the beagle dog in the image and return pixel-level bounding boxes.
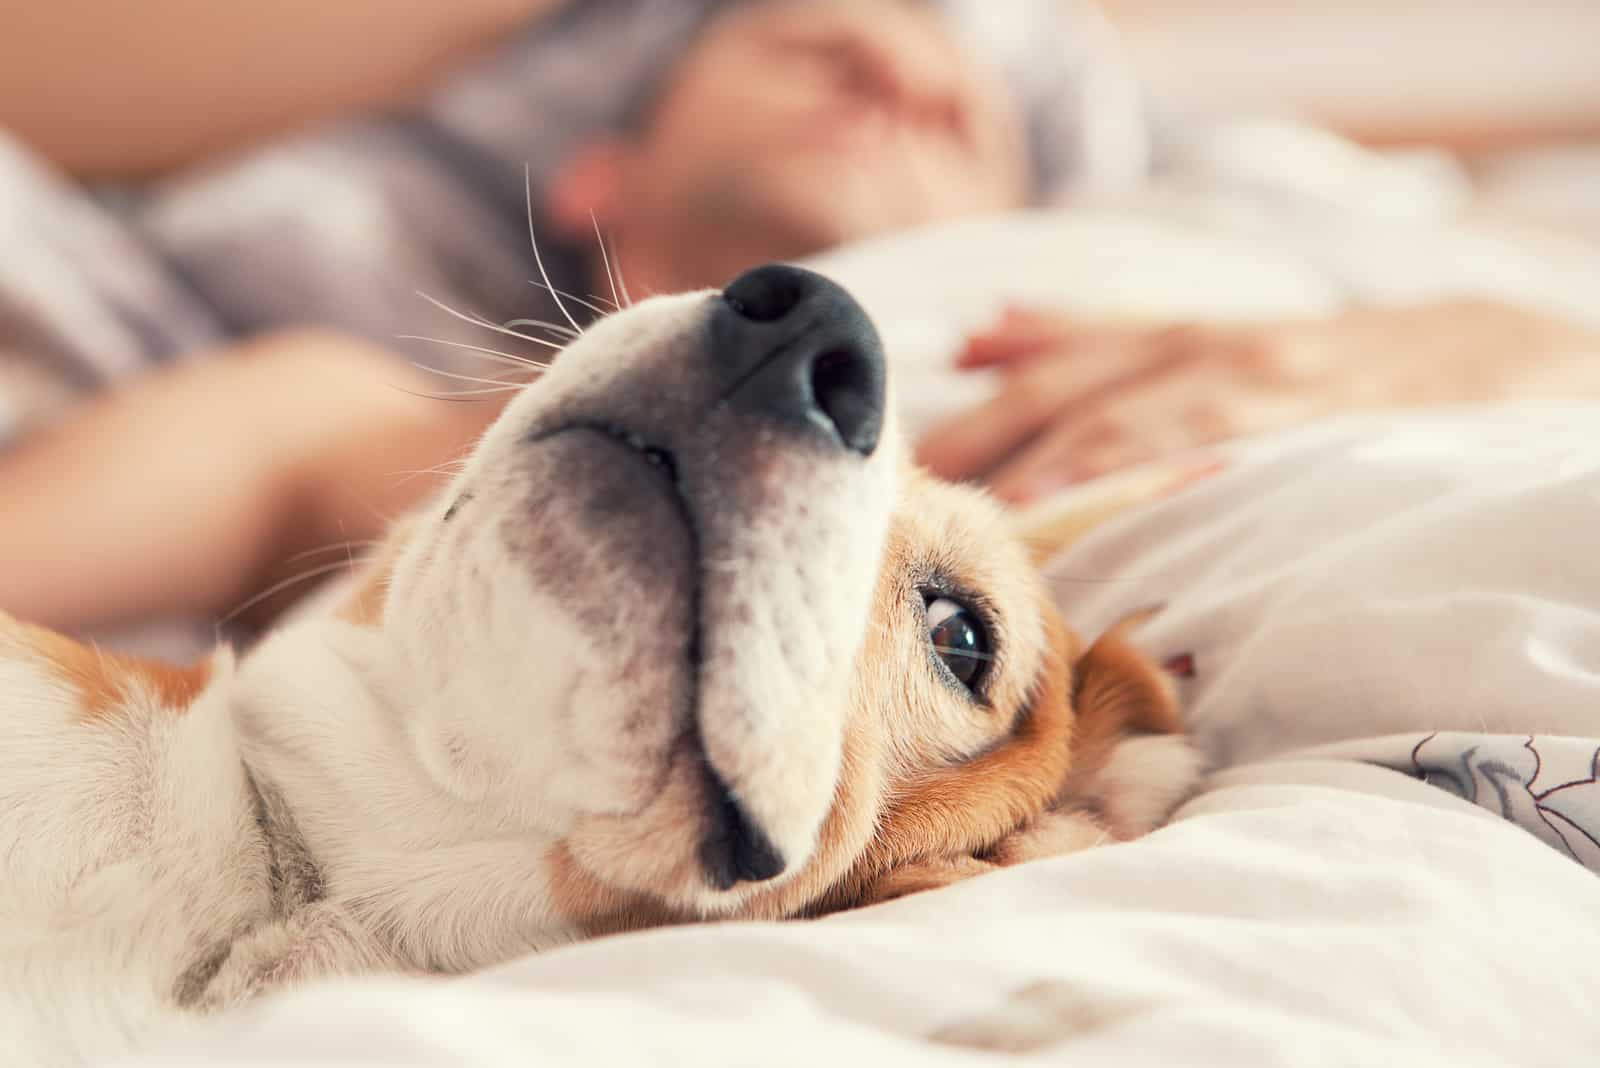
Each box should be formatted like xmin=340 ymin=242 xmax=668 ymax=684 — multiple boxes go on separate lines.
xmin=0 ymin=265 xmax=1201 ymax=1064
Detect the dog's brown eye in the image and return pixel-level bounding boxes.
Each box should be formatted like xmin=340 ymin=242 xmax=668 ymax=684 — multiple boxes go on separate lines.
xmin=926 ymin=596 xmax=989 ymax=691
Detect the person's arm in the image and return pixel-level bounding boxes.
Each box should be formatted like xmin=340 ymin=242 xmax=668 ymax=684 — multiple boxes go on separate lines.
xmin=917 ymin=300 xmax=1600 ymax=502
xmin=0 ymin=331 xmax=503 ymax=631
xmin=0 ymin=0 xmax=567 ymax=180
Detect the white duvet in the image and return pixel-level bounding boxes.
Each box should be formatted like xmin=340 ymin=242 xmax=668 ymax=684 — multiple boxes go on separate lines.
xmin=115 ymin=129 xmax=1600 ymax=1065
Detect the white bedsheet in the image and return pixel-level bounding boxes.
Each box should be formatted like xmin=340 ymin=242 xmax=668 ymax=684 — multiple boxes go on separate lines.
xmin=120 ymin=400 xmax=1600 ymax=1067
xmin=116 ymin=128 xmax=1600 ymax=1065
xmin=112 ymin=777 xmax=1600 ymax=1067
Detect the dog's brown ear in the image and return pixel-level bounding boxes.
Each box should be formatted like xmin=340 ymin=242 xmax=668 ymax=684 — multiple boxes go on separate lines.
xmin=1056 ymin=610 xmax=1199 ymax=839
xmin=1058 ymin=610 xmax=1183 ymax=800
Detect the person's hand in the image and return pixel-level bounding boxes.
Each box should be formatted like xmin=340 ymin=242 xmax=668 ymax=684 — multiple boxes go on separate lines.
xmin=913 ymin=305 xmax=1320 ymax=502
xmin=914 ymin=301 xmax=1600 ymax=504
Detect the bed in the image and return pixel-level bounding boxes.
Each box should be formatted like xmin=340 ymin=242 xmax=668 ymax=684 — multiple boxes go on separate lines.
xmin=91 ymin=120 xmax=1600 ymax=1064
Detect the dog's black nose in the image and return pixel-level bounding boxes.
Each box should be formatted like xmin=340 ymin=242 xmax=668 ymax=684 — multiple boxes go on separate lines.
xmin=711 ymin=264 xmax=886 ymax=456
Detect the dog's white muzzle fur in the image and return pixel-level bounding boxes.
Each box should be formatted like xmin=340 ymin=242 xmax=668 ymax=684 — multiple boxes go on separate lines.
xmin=382 ymin=265 xmax=898 ymax=907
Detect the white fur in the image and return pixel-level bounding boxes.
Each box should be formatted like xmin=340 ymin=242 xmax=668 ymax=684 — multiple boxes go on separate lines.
xmin=1 ymin=287 xmax=903 ymax=1063
xmin=1088 ymin=735 xmax=1208 ymax=839
xmin=1 ymin=285 xmax=1192 ymax=1065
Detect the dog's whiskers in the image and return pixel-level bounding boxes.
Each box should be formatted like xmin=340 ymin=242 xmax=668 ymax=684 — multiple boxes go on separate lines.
xmin=606 ymin=231 xmax=634 ymax=308
xmin=398 ymin=334 xmax=552 ymax=371
xmin=221 ymin=560 xmax=363 ymax=624
xmin=388 ymin=384 xmax=522 ymax=404
xmin=503 ymin=316 xmax=579 ymax=340
xmin=280 ymin=539 xmax=384 ymax=567
xmin=414 ymin=293 xmax=565 ymax=353
xmin=392 ymin=459 xmax=469 ymax=488
xmin=592 ymin=210 xmax=625 ymax=312
xmin=410 ymin=363 xmax=537 ymax=390
xmin=526 ymin=281 xmax=610 ymax=319
xmin=525 ymin=163 xmax=584 ymax=334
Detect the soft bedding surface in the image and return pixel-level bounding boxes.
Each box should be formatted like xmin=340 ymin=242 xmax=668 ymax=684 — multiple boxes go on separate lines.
xmin=111 ymin=783 xmax=1600 ymax=1067
xmin=116 ymin=404 xmax=1600 ymax=1065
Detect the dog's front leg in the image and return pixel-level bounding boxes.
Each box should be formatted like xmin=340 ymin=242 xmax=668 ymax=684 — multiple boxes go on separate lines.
xmin=854 ymin=854 xmax=1001 ymax=906
xmin=192 ymin=902 xmax=401 ymax=1013
xmin=855 ymin=810 xmax=1116 ymax=907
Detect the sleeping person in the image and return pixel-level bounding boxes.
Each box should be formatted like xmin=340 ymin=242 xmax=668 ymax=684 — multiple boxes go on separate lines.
xmin=0 ymin=0 xmax=1596 ymax=638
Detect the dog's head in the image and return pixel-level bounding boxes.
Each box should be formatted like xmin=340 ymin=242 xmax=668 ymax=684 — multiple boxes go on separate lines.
xmin=368 ymin=265 xmax=1178 ymax=928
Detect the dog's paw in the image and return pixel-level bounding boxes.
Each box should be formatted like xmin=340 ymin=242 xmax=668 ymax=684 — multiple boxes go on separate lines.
xmin=981 ymin=809 xmax=1112 ymax=867
xmin=185 ymin=903 xmax=394 ymax=1013
xmin=1081 ymin=733 xmax=1206 ymax=840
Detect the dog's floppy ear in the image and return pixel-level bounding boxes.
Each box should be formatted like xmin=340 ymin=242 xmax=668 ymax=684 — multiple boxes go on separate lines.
xmin=1055 ymin=610 xmax=1200 ymax=839
xmin=983 ymin=610 xmax=1199 ymax=867
xmin=1062 ymin=610 xmax=1183 ymax=784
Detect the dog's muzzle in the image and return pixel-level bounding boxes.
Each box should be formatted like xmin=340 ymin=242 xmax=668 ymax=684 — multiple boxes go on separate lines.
xmin=689 ymin=265 xmax=885 ymax=889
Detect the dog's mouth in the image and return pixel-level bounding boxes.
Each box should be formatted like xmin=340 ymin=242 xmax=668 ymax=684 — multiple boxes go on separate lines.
xmin=584 ymin=422 xmax=682 ymax=492
xmin=526 ymin=421 xmax=789 ymax=892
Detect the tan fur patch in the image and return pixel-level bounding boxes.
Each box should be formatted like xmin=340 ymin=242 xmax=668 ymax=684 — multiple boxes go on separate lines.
xmin=0 ymin=613 xmax=212 ymax=719
xmin=544 ymin=843 xmax=679 ymax=938
xmin=863 ymin=603 xmax=1079 ymax=873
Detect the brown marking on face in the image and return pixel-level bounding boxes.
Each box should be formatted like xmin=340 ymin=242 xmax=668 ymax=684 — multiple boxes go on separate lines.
xmin=809 ymin=601 xmax=1080 ymax=912
xmin=0 ymin=613 xmax=213 ymax=720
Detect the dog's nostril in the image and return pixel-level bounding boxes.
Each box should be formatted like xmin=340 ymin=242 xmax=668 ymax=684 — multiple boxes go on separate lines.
xmin=722 ymin=265 xmax=807 ymax=323
xmin=641 ymin=446 xmax=678 ymax=483
xmin=699 ymin=786 xmax=786 ymax=892
xmin=810 ymin=348 xmax=879 ymax=457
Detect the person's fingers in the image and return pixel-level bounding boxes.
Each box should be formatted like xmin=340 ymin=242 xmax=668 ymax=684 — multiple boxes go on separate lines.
xmin=957 ymin=307 xmax=1077 ymax=368
xmin=914 ymin=371 xmax=1065 ymax=481
xmin=986 ymin=419 xmax=1133 ymax=503
xmin=957 ymin=308 xmax=1166 ymax=370
xmin=920 ymin=330 xmax=1210 ymax=482
xmin=984 ymin=367 xmax=1233 ymax=502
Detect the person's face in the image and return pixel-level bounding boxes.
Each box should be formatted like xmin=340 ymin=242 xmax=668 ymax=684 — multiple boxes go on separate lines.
xmin=612 ymin=0 xmax=1030 ymax=287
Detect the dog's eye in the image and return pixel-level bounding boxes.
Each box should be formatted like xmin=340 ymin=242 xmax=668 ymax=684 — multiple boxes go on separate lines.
xmin=925 ymin=596 xmax=989 ymax=691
